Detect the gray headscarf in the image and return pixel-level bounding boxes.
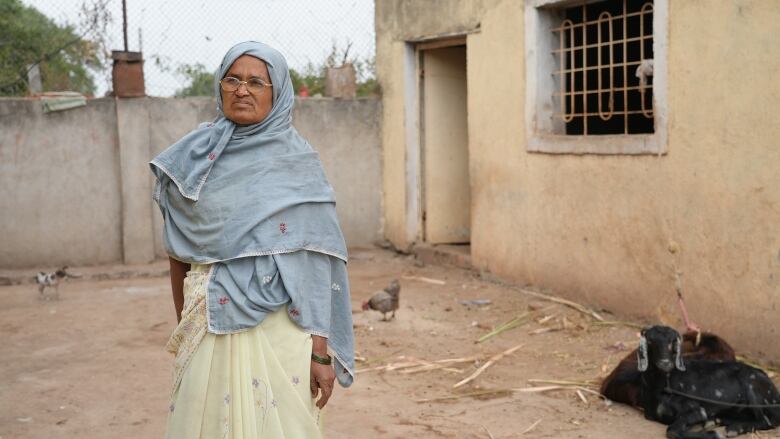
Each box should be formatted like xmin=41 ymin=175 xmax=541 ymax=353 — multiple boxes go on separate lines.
xmin=150 ymin=41 xmax=347 ymax=263
xmin=153 ymin=41 xmax=302 ymax=201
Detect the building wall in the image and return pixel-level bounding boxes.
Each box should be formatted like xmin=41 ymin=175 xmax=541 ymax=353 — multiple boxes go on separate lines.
xmin=0 ymin=98 xmax=123 ymax=267
xmin=376 ymin=0 xmax=780 ymax=360
xmin=0 ymin=96 xmax=383 ymax=268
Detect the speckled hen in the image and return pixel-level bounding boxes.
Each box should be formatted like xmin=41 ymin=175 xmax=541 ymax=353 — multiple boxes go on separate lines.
xmin=361 ymin=279 xmax=400 ymax=321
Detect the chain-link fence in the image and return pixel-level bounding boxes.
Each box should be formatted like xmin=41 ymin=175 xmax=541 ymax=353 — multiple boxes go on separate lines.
xmin=2 ymin=0 xmax=375 ymax=97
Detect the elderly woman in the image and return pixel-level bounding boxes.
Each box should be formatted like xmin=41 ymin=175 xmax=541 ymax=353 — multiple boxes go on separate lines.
xmin=150 ymin=41 xmax=354 ymax=438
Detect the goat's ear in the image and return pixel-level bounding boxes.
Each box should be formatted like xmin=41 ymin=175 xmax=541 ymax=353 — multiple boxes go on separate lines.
xmin=674 ymin=334 xmax=686 ymax=371
xmin=637 ymin=335 xmax=648 ymax=372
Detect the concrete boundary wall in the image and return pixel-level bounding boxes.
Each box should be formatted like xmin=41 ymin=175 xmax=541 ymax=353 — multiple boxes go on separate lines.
xmin=0 ymin=97 xmax=382 ymax=268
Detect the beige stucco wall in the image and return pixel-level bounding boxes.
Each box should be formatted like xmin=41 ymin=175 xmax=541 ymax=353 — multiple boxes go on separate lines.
xmin=0 ymin=98 xmax=123 ymax=267
xmin=1 ymin=97 xmax=383 ymax=268
xmin=376 ymin=0 xmax=780 ymax=361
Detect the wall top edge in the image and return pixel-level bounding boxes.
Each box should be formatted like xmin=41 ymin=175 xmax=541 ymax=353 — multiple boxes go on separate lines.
xmin=399 ymin=26 xmax=481 ymax=43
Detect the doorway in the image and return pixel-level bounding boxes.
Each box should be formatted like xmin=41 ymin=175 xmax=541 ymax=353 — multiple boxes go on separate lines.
xmin=419 ymin=43 xmax=470 ymax=244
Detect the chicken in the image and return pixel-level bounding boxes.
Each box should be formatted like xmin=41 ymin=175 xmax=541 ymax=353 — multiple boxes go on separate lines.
xmin=361 ymin=279 xmax=400 ymax=321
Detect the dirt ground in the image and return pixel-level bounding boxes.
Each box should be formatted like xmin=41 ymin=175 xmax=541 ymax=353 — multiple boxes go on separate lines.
xmin=1 ymin=248 xmax=778 ymax=439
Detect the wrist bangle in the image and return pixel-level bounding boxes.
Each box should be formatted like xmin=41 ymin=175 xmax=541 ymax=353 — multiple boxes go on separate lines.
xmin=311 ymin=352 xmax=332 ymax=365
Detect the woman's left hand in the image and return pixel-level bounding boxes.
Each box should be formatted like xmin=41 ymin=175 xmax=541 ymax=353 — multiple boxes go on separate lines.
xmin=310 ymin=361 xmax=336 ymax=408
xmin=310 ymin=335 xmax=335 ymax=409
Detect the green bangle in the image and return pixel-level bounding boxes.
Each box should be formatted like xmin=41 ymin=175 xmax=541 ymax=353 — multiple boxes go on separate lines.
xmin=311 ymin=352 xmax=332 ymax=365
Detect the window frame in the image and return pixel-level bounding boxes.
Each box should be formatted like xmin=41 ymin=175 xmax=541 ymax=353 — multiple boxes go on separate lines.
xmin=524 ymin=0 xmax=668 ymax=155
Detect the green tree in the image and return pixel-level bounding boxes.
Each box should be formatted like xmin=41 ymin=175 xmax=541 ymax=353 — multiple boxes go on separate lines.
xmin=174 ymin=63 xmax=214 ymax=97
xmin=0 ymin=0 xmax=108 ymax=96
xmin=289 ymin=62 xmax=326 ymax=96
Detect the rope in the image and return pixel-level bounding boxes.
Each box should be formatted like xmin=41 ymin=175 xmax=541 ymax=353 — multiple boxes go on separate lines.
xmin=664 ymin=387 xmax=780 ymax=409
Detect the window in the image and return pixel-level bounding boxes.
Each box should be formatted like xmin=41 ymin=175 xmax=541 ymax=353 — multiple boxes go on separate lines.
xmin=525 ymin=0 xmax=668 ymax=154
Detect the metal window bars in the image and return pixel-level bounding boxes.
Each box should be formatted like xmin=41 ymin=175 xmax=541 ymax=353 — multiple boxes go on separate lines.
xmin=552 ymin=0 xmax=654 ymax=135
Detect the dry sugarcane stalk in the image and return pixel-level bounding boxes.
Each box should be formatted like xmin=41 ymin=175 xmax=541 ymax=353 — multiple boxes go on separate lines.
xmin=402 ymin=356 xmax=480 ymax=374
xmin=477 ymin=313 xmax=531 ymax=343
xmin=480 ymin=425 xmax=495 ymax=439
xmin=433 ymin=356 xmax=480 ymax=364
xmin=521 ymin=418 xmax=542 ymax=435
xmin=402 ymin=364 xmax=446 ymax=374
xmin=401 ymin=275 xmax=446 ymax=285
xmin=453 ymin=344 xmax=524 ymax=388
xmin=360 ymin=348 xmax=404 ymax=366
xmin=590 ymin=320 xmax=645 ymax=330
xmin=403 ymin=364 xmax=464 ymax=374
xmin=529 ymin=327 xmax=561 ymax=335
xmin=418 ymin=385 xmax=605 ymax=404
xmin=357 ymin=360 xmax=420 ymax=374
xmin=515 ymin=385 xmax=605 ymax=399
xmin=516 ymin=288 xmax=604 ymax=321
xmin=527 ymin=378 xmax=599 ymax=387
xmin=515 ymin=385 xmax=565 ymax=393
xmin=355 ymin=365 xmax=389 ymax=374
xmin=360 ymin=355 xmax=480 ymax=374
xmin=400 ymin=361 xmax=441 ymax=373
xmin=477 ymin=306 xmax=557 ymax=343
xmin=415 ymin=388 xmax=513 ymax=403
xmin=388 ymin=357 xmax=433 ymax=370
xmin=385 ymin=360 xmax=428 ymax=371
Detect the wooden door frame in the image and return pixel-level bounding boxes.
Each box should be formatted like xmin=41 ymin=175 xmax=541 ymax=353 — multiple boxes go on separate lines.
xmin=403 ymin=35 xmax=469 ymax=246
xmin=410 ymin=37 xmax=468 ymax=244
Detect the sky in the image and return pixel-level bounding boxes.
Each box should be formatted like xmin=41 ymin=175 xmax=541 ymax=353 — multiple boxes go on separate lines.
xmin=25 ymin=0 xmax=375 ymax=96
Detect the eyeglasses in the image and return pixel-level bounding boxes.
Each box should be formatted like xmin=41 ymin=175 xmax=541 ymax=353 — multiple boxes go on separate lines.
xmin=219 ymin=76 xmax=272 ymax=94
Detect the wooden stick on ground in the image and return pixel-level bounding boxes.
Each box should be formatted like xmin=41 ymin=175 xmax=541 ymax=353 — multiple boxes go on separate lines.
xmin=453 ymin=343 xmax=523 ymax=388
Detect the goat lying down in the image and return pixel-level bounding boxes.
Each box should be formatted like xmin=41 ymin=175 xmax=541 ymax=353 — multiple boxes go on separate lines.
xmin=636 ymin=326 xmax=780 ymax=439
xmin=601 ymin=330 xmax=736 ymax=408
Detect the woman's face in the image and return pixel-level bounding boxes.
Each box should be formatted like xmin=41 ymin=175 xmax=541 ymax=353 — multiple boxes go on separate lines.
xmin=220 ymin=55 xmax=273 ymax=125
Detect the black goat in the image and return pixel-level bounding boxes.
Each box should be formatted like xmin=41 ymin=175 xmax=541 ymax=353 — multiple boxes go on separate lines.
xmin=638 ymin=325 xmax=780 ymax=439
xmin=601 ymin=331 xmax=736 ymax=408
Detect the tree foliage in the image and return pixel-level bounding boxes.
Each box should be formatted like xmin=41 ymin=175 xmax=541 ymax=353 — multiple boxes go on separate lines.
xmin=289 ymin=62 xmax=327 ymax=96
xmin=174 ymin=63 xmax=214 ymax=97
xmin=0 ymin=0 xmax=109 ymax=96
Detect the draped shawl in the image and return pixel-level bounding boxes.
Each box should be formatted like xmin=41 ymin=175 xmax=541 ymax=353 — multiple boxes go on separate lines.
xmin=150 ymin=41 xmax=354 ymax=387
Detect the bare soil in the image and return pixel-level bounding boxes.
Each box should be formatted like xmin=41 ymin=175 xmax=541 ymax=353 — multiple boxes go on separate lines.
xmin=1 ymin=248 xmax=778 ymax=439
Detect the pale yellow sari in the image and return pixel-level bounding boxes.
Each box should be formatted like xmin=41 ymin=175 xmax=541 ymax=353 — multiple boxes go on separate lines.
xmin=165 ymin=264 xmax=323 ymax=439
